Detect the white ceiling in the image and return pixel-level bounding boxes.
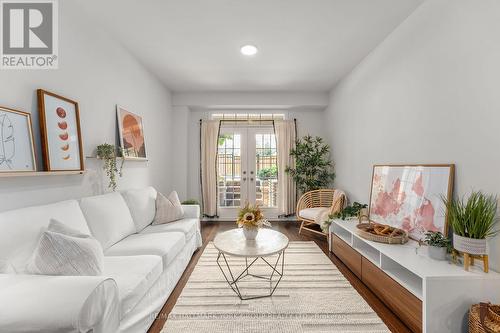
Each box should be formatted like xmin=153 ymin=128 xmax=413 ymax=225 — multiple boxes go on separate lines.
xmin=77 ymin=0 xmax=422 ymax=92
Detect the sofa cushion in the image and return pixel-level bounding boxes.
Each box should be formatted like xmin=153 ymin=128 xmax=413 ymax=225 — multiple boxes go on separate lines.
xmin=121 ymin=187 xmax=157 ymax=232
xmin=140 ymin=218 xmax=198 ymax=241
xmin=79 ymin=193 xmax=136 ymax=250
xmin=26 ymin=220 xmax=104 ymax=276
xmin=0 ymin=200 xmax=91 ymax=273
xmin=104 ymin=232 xmax=186 ymax=268
xmin=103 ymin=255 xmax=162 ymax=319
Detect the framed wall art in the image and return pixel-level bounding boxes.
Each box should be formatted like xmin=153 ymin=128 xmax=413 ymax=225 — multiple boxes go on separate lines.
xmin=368 ymin=164 xmax=454 ymax=240
xmin=117 ymin=105 xmax=147 ymax=160
xmin=37 ymin=89 xmax=84 ymax=171
xmin=0 ymin=106 xmax=36 ymax=173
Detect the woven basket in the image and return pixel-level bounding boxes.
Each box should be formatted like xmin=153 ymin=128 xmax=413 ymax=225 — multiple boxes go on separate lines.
xmin=356 ymin=223 xmax=408 ymax=244
xmin=470 ymin=303 xmax=500 ymax=333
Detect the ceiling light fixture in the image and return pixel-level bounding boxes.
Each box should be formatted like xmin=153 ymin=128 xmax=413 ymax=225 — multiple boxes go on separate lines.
xmin=240 ymin=45 xmax=258 ymax=56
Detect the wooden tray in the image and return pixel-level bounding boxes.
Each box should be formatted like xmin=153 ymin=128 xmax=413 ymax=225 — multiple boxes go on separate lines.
xmin=356 ymin=222 xmax=408 ymax=244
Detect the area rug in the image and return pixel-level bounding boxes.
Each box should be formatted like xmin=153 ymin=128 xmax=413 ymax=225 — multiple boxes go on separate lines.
xmin=162 ymin=241 xmax=389 ymax=333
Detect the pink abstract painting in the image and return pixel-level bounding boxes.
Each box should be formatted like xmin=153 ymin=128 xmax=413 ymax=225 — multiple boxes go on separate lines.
xmin=369 ymin=165 xmax=454 ymax=240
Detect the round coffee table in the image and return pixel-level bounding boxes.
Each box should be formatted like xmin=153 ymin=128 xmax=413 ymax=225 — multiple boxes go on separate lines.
xmin=214 ymin=228 xmax=289 ymax=300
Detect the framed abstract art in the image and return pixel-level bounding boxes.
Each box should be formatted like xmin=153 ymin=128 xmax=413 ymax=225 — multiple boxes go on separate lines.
xmin=117 ymin=106 xmax=147 ymax=160
xmin=37 ymin=89 xmax=84 ymax=171
xmin=368 ymin=164 xmax=454 ymax=240
xmin=0 ymin=106 xmax=36 ymax=173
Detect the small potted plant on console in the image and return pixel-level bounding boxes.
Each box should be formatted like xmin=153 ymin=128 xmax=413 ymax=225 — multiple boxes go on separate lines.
xmin=424 ymin=231 xmax=450 ymax=261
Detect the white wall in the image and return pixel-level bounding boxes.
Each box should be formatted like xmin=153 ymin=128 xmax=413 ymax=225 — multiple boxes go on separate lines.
xmin=0 ymin=1 xmax=173 ymax=211
xmin=325 ymin=0 xmax=500 ymax=270
xmin=170 ymin=107 xmax=327 ymax=202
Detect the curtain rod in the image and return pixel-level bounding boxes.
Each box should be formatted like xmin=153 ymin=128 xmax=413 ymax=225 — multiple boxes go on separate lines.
xmin=200 ymin=118 xmax=297 ymax=122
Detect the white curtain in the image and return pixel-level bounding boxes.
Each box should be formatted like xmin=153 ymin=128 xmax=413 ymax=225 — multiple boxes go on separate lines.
xmin=200 ymin=120 xmax=220 ymax=217
xmin=274 ymin=120 xmax=297 ymax=216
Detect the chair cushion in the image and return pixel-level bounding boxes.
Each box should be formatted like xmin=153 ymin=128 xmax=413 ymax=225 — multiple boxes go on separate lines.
xmin=121 ymin=187 xmax=157 ymax=232
xmin=103 ymin=255 xmax=162 ymax=319
xmin=104 ymin=232 xmax=186 ymax=268
xmin=0 ymin=200 xmax=91 ymax=273
xmin=299 ymin=207 xmax=329 ymax=222
xmin=140 ymin=218 xmax=198 ymax=240
xmin=79 ymin=193 xmax=136 ymax=250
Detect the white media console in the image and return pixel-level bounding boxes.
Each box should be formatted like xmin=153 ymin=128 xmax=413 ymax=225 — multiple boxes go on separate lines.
xmin=329 ymin=219 xmax=500 ymax=333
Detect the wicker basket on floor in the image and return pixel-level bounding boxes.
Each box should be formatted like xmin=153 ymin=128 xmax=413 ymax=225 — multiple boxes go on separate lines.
xmin=470 ymin=303 xmax=500 ymax=333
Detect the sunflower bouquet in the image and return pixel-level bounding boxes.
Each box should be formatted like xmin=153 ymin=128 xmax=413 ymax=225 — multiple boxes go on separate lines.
xmin=236 ymin=202 xmax=271 ymax=229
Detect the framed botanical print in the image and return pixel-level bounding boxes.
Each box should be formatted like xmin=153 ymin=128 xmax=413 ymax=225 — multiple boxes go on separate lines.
xmin=37 ymin=89 xmax=84 ymax=171
xmin=368 ymin=164 xmax=454 ymax=241
xmin=117 ymin=105 xmax=147 ymax=160
xmin=0 ymin=106 xmax=36 ymax=172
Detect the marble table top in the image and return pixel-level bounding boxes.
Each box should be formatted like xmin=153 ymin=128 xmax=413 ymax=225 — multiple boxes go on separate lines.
xmin=214 ymin=228 xmax=289 ymax=257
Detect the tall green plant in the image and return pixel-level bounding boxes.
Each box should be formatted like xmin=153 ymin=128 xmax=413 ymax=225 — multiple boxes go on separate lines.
xmin=443 ymin=191 xmax=499 ymax=239
xmin=285 ymin=135 xmax=335 ymax=193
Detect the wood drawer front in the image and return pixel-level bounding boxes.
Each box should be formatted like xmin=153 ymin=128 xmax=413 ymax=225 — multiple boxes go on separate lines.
xmin=331 ymin=234 xmax=362 ymax=279
xmin=361 ymin=257 xmax=422 ymax=333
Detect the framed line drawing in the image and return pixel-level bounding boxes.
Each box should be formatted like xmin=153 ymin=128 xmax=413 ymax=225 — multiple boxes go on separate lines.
xmin=37 ymin=89 xmax=84 ymax=171
xmin=0 ymin=106 xmax=36 ymax=173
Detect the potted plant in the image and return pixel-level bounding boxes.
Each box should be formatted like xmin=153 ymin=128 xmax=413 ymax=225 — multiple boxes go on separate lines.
xmin=96 ymin=143 xmax=124 ymax=191
xmin=321 ymin=202 xmax=367 ymax=232
xmin=236 ymin=203 xmax=271 ymax=240
xmin=444 ymin=191 xmax=499 ymax=259
xmin=285 ymin=135 xmax=335 ymax=193
xmin=424 ymin=231 xmax=450 ymax=260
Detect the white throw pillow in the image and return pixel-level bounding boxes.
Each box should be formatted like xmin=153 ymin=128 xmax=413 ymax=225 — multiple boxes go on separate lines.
xmin=26 ymin=219 xmax=104 ymax=276
xmin=0 ymin=260 xmax=14 ymax=274
xmin=152 ymin=191 xmax=184 ymax=225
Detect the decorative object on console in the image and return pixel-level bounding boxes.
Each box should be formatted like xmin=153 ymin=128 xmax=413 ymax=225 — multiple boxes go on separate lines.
xmin=96 ymin=143 xmax=124 ymax=191
xmin=285 ymin=135 xmax=335 ymax=193
xmin=236 ymin=202 xmax=271 ymax=240
xmin=0 ymin=106 xmax=36 ymax=173
xmin=37 ymin=89 xmax=84 ymax=171
xmin=321 ymin=201 xmax=367 ymax=232
xmin=117 ymin=105 xmax=147 ymax=160
xmin=356 ymin=221 xmax=408 ymax=244
xmin=469 ymin=302 xmax=500 ymax=333
xmin=152 ymin=191 xmax=185 ymax=225
xmin=444 ymin=191 xmax=498 ymax=272
xmin=369 ymin=164 xmax=454 ymax=241
xmin=424 ymin=231 xmax=450 ymax=261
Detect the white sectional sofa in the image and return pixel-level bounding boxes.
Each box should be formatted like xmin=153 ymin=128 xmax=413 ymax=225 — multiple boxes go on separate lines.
xmin=0 ymin=187 xmax=202 ymax=333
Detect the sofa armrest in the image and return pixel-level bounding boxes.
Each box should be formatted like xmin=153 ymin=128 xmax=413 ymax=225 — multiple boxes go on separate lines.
xmin=0 ymin=274 xmax=119 ymax=333
xmin=182 ymin=204 xmax=200 ymax=219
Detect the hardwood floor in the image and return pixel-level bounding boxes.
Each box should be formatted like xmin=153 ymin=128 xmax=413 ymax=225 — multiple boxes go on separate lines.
xmin=147 ymin=221 xmax=412 ymax=333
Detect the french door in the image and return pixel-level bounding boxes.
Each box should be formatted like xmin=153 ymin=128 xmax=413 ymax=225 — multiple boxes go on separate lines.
xmin=217 ymin=126 xmax=279 ymax=219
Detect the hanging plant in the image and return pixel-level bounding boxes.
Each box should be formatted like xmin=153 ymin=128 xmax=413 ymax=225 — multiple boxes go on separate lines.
xmin=96 ymin=143 xmax=124 ymax=191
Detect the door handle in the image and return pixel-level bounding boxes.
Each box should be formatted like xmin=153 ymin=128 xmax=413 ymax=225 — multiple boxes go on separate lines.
xmin=250 ymin=171 xmax=254 ymax=175
xmin=243 ymin=171 xmax=247 ymax=175
xmin=250 ymin=177 xmax=254 ymax=182
xmin=242 ymin=177 xmax=247 ymax=181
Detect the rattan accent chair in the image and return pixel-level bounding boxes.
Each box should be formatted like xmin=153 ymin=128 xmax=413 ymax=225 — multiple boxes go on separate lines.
xmin=296 ymin=189 xmax=346 ymax=237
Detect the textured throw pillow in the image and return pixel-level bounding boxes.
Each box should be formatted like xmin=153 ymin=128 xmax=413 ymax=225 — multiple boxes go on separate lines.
xmin=26 ymin=219 xmax=104 ymax=276
xmin=152 ymin=191 xmax=184 ymax=225
xmin=0 ymin=260 xmax=14 ymax=274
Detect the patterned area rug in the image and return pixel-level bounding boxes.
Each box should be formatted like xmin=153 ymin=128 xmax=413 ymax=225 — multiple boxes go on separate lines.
xmin=162 ymin=241 xmax=389 ymax=333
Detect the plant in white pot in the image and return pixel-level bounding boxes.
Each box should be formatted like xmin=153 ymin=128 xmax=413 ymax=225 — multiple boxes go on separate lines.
xmin=424 ymin=231 xmax=450 ymax=261
xmin=444 ymin=191 xmax=499 ymax=271
xmin=236 ymin=203 xmax=271 ymax=240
